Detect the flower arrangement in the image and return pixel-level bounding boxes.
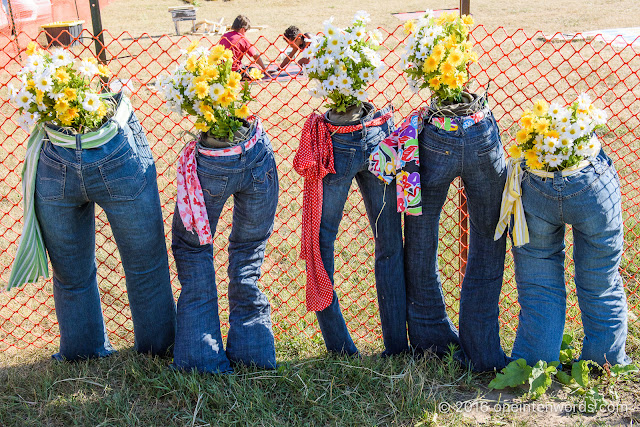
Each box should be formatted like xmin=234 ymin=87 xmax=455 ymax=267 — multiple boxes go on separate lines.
xmin=509 ymin=94 xmax=607 ymax=171
xmin=402 ymin=11 xmax=477 ymax=104
xmin=303 ymin=10 xmax=384 ymax=112
xmin=8 ymin=42 xmax=112 ymax=133
xmin=158 ymin=41 xmax=262 ymax=141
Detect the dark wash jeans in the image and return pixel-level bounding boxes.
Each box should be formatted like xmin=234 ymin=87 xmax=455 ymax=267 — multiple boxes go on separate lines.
xmin=404 ymin=111 xmax=509 ymax=371
xmin=171 ymin=129 xmax=279 ymax=373
xmin=35 ymin=111 xmax=176 ymax=361
xmin=316 ymin=104 xmax=409 ymax=356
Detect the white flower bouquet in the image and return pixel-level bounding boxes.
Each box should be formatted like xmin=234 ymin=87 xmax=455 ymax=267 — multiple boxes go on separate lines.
xmin=304 ymin=11 xmax=384 ymax=112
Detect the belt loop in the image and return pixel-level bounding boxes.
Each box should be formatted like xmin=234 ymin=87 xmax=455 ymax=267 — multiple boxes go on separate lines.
xmin=75 ymin=133 xmax=82 ymax=162
xmin=240 ymin=138 xmax=247 ymax=160
xmin=552 ymin=170 xmax=565 ymax=190
xmin=360 ymin=108 xmax=368 ymax=142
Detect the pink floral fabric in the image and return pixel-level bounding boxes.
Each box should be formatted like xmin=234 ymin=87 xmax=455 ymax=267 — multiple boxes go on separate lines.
xmin=176 ymin=118 xmax=262 ymax=245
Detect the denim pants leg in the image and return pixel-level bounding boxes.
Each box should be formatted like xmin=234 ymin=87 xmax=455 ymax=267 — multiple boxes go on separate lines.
xmin=316 ymin=105 xmax=408 ymax=356
xmin=404 ymin=112 xmax=509 ymax=371
xmin=511 ymin=152 xmax=631 ymax=366
xmin=34 ymin=112 xmax=176 ymax=360
xmin=171 ymin=133 xmax=278 ymax=373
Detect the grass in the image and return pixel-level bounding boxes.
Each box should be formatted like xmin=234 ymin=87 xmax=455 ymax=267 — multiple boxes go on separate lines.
xmin=0 ymin=325 xmax=639 ymax=426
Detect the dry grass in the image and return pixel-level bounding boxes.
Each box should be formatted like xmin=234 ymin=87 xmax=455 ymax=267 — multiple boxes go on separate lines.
xmin=1 ymin=1 xmax=640 ymax=425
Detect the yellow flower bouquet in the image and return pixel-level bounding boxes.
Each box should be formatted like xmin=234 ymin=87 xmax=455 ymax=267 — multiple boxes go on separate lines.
xmin=510 ymin=94 xmax=607 ymax=171
xmin=402 ymin=11 xmax=477 ymax=104
xmin=158 ymin=41 xmax=261 ymax=141
xmin=9 ymin=42 xmax=112 ymax=132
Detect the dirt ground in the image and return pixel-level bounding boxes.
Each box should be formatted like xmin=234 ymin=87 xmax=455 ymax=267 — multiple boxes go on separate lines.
xmin=100 ymin=0 xmax=640 ymax=41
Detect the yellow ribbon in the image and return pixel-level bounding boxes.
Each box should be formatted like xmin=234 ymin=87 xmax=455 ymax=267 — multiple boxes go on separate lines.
xmin=494 ymin=158 xmax=529 ymax=247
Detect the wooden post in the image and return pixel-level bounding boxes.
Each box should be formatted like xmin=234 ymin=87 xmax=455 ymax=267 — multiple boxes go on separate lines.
xmin=460 ymin=0 xmax=471 ymax=15
xmin=89 ymin=0 xmax=109 ymax=87
xmin=458 ymin=0 xmax=471 ymax=282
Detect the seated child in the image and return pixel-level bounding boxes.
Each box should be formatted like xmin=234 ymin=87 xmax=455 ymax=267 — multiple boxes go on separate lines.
xmin=219 ymin=15 xmax=269 ymax=78
xmin=279 ymin=25 xmax=311 ymax=69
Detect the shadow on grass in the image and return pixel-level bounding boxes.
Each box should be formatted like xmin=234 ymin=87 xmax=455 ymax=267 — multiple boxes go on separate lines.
xmin=1 ymin=325 xmax=639 ymax=426
xmin=0 ymin=340 xmax=480 ymax=426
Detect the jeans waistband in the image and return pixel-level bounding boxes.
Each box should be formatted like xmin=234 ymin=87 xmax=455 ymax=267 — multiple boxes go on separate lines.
xmin=428 ymin=107 xmax=491 ymax=132
xmin=197 ymin=117 xmax=263 ymax=158
xmin=325 ymin=110 xmax=393 ymax=134
xmin=44 ymin=93 xmax=131 ymax=150
xmin=526 ymin=160 xmax=591 ymax=178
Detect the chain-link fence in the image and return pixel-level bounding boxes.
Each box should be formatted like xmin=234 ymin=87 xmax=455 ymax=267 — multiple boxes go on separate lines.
xmin=0 ymin=25 xmax=638 ymax=351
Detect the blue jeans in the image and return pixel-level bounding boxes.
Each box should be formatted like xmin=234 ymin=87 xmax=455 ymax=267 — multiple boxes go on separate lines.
xmin=34 ymin=111 xmax=177 ymax=361
xmin=511 ymin=151 xmax=631 ymax=366
xmin=171 ymin=128 xmax=279 ymax=373
xmin=404 ymin=111 xmax=509 ymax=371
xmin=316 ymin=104 xmax=408 ymax=356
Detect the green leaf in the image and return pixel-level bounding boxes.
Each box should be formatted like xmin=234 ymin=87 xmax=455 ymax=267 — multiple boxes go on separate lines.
xmin=559 ymin=348 xmax=576 ymax=365
xmin=559 ymin=333 xmax=576 ymax=364
xmin=609 ymin=364 xmax=639 ymax=377
xmin=528 ymin=360 xmax=557 ymax=399
xmin=489 ymin=358 xmax=532 ymax=390
xmin=560 ymin=333 xmax=573 ymax=350
xmin=555 ymin=370 xmax=574 ymax=386
xmin=572 ymin=360 xmax=594 ymax=388
xmin=583 ymin=388 xmax=605 ymax=413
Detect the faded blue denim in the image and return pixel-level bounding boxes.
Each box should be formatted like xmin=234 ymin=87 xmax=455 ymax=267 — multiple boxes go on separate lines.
xmin=404 ymin=111 xmax=509 ymax=371
xmin=171 ymin=126 xmax=279 ymax=373
xmin=34 ymin=108 xmax=177 ymax=361
xmin=316 ymin=103 xmax=408 ymax=356
xmin=511 ymin=151 xmax=631 ymax=366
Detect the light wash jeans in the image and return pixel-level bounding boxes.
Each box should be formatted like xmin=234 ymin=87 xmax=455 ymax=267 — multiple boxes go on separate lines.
xmin=511 ymin=151 xmax=631 ymax=366
xmin=35 ymin=108 xmax=176 ymax=361
xmin=171 ymin=126 xmax=279 ymax=373
xmin=404 ymin=111 xmax=509 ymax=371
xmin=316 ymin=103 xmax=409 ymax=356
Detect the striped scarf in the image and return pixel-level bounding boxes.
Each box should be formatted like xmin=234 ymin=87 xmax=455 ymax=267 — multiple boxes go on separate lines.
xmin=7 ymin=95 xmax=133 ymax=290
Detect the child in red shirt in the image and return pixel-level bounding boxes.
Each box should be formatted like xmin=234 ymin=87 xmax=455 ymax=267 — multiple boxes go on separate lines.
xmin=219 ymin=15 xmax=269 ymax=77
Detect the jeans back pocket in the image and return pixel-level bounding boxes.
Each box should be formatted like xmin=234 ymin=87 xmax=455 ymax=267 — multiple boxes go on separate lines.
xmin=324 ymin=144 xmax=356 ymax=185
xmin=98 ymin=147 xmax=146 ymax=201
xmin=35 ymin=152 xmax=66 ymax=201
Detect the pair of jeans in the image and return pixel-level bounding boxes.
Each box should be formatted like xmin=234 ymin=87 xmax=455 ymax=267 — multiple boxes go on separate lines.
xmin=316 ymin=104 xmax=408 ymax=356
xmin=34 ymin=111 xmax=177 ymax=361
xmin=511 ymin=151 xmax=631 ymax=366
xmin=171 ymin=127 xmax=279 ymax=373
xmin=404 ymin=111 xmax=509 ymax=371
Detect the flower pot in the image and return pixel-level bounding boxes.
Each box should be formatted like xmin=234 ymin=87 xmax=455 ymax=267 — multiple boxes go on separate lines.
xmin=430 ymin=91 xmax=486 ymax=118
xmin=326 ymin=102 xmax=373 ymax=126
xmin=199 ymin=119 xmax=253 ymax=148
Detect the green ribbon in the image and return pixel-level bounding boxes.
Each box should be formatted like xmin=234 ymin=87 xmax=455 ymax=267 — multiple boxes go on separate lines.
xmin=7 ymin=95 xmax=132 ymax=290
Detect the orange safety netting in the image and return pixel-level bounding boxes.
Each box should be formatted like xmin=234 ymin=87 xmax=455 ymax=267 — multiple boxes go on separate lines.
xmin=0 ymin=25 xmax=638 ymax=351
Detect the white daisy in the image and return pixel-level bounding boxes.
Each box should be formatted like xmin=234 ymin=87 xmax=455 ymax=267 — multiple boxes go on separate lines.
xmin=50 ymin=48 xmax=73 ymax=67
xmin=15 ymin=90 xmax=34 ymax=110
xmin=542 ymin=136 xmax=559 ymax=153
xmin=82 ymin=93 xmax=101 ymax=112
xmin=78 ymin=59 xmax=99 ymax=78
xmin=34 ymin=72 xmax=53 ymax=92
xmin=208 ymin=83 xmax=224 ymax=101
xmin=353 ymin=10 xmax=371 ymax=25
xmin=545 ymin=153 xmax=563 ymax=168
xmin=576 ymin=93 xmax=592 ymax=111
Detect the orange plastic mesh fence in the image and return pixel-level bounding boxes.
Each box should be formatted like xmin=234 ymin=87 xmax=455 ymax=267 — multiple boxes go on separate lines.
xmin=0 ymin=25 xmax=638 ymax=351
